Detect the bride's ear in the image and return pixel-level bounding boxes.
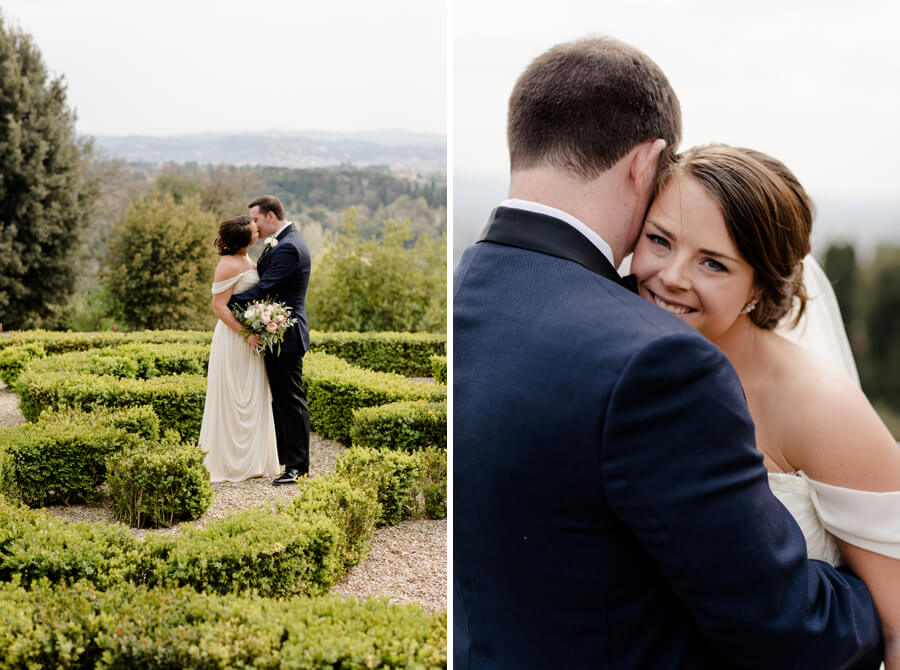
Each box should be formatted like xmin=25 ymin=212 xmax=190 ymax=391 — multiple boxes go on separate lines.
xmin=629 ymin=139 xmax=667 ymax=196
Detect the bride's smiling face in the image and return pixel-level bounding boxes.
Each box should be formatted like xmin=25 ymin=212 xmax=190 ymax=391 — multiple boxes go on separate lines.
xmin=630 ymin=174 xmax=756 ymax=341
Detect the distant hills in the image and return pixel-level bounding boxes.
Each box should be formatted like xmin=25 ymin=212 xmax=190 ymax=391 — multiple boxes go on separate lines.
xmin=90 ymin=130 xmax=446 ymax=175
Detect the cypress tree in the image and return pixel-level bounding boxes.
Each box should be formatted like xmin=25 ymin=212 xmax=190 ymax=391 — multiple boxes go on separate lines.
xmin=0 ymin=15 xmax=97 ymax=328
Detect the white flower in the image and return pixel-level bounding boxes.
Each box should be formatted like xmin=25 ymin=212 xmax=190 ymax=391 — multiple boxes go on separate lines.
xmin=244 ymin=309 xmax=254 ymax=319
xmin=264 ymin=236 xmax=278 ymax=250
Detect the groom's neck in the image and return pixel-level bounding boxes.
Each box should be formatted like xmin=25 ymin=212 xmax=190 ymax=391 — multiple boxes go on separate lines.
xmin=508 ymin=165 xmax=632 ymax=264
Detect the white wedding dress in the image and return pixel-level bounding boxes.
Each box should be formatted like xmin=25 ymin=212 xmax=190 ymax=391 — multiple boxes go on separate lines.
xmin=769 ymin=256 xmax=900 ymax=565
xmin=199 ymin=269 xmax=280 ymax=482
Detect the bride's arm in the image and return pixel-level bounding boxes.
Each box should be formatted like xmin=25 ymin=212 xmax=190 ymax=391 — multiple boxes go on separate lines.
xmin=785 ymin=367 xmax=900 ymax=668
xmin=836 ymin=542 xmax=900 ymax=669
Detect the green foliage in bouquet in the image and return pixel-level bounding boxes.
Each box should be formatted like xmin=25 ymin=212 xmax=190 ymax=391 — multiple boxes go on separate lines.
xmin=350 ymin=399 xmax=447 ymax=452
xmin=231 ymin=299 xmax=297 ymax=355
xmin=107 ymin=441 xmax=213 ymax=528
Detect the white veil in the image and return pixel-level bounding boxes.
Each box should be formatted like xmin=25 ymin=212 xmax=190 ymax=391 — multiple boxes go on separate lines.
xmin=619 ymin=253 xmax=860 ymax=387
xmin=775 ymin=255 xmax=860 ymax=387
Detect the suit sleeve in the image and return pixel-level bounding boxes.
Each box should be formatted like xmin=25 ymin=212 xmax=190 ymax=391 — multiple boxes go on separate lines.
xmin=601 ymin=332 xmax=883 ymax=669
xmin=228 ymin=245 xmax=299 ymax=308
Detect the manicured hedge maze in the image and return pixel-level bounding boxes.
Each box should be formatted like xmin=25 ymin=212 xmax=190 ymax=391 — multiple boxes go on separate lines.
xmin=0 ymin=329 xmax=448 ymax=667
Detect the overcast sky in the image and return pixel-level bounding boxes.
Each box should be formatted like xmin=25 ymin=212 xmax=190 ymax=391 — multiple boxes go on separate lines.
xmin=454 ymin=0 xmax=900 ymax=200
xmin=1 ymin=0 xmax=447 ymax=137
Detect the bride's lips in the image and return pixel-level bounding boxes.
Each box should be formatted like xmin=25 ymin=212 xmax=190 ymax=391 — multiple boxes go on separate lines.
xmin=646 ymin=289 xmax=696 ymax=316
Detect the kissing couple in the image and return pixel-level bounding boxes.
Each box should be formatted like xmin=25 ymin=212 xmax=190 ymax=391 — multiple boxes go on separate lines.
xmin=198 ymin=195 xmax=313 ymax=487
xmin=454 ymin=37 xmax=900 ymax=669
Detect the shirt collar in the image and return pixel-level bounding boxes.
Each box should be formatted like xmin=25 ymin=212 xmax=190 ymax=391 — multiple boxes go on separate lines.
xmin=272 ymin=221 xmax=293 ymax=239
xmin=499 ymin=199 xmax=615 ymax=269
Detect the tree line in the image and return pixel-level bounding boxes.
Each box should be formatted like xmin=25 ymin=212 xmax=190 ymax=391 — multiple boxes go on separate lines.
xmin=0 ymin=16 xmax=446 ymax=336
xmin=823 ymin=244 xmax=900 ymax=423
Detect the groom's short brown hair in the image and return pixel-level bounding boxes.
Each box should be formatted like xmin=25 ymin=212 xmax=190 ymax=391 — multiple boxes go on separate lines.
xmin=248 ymin=195 xmax=285 ymax=221
xmin=508 ymin=36 xmax=681 ymax=181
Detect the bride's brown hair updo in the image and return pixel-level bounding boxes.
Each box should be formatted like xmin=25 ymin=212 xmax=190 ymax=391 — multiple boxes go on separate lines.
xmin=664 ymin=144 xmax=812 ymax=330
xmin=214 ymin=215 xmax=253 ymax=256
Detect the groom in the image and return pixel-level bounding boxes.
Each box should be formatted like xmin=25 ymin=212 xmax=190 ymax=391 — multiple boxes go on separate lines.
xmin=454 ymin=37 xmax=883 ymax=668
xmin=230 ymin=195 xmax=311 ymax=486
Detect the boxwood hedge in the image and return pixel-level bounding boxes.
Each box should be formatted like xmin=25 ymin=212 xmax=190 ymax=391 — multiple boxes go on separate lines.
xmin=309 ymin=331 xmax=446 ymax=377
xmin=0 ymin=580 xmax=446 ymax=669
xmin=0 ymin=446 xmax=444 ymax=597
xmin=305 ymin=351 xmax=446 ymax=444
xmin=0 ymin=406 xmax=159 ymax=507
xmin=351 ymin=399 xmax=447 ymax=452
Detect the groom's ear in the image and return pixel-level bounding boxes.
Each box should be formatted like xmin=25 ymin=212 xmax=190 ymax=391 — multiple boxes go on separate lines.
xmin=629 ymin=139 xmax=667 ymax=196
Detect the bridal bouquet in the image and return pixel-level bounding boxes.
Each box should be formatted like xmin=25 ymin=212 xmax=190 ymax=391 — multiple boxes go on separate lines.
xmin=232 ymin=300 xmax=297 ymax=355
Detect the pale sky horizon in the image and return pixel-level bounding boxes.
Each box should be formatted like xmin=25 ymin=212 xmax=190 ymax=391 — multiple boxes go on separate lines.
xmin=0 ymin=0 xmax=447 ymax=137
xmin=454 ymin=0 xmax=900 ymax=201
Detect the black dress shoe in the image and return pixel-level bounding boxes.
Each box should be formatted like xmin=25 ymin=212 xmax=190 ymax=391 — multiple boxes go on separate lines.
xmin=273 ymin=468 xmax=304 ymax=486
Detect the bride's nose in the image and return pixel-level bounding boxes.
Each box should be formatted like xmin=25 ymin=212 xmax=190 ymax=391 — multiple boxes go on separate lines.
xmin=658 ymin=256 xmax=691 ymax=291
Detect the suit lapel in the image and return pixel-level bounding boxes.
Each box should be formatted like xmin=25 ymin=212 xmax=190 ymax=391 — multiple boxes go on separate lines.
xmin=258 ymin=225 xmax=293 ymax=269
xmin=478 ymin=206 xmax=626 ymax=287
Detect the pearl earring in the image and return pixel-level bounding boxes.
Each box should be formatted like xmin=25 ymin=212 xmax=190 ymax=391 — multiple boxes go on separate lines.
xmin=741 ymin=297 xmax=759 ymax=315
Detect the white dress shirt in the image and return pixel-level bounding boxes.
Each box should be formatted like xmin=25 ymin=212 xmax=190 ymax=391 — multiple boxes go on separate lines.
xmin=499 ymin=199 xmax=615 ymax=269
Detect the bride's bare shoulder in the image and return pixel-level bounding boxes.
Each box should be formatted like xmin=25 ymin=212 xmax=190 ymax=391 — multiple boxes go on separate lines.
xmin=213 ymin=255 xmax=251 ymax=283
xmin=774 ymin=335 xmax=900 ymax=489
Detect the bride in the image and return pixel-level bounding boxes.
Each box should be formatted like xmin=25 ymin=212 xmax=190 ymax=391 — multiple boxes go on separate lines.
xmin=199 ymin=215 xmax=280 ymax=482
xmin=629 ymin=144 xmax=900 ymax=668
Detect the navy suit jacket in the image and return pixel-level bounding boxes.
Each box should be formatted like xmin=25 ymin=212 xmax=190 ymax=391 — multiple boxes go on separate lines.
xmin=453 ymin=206 xmax=882 ymax=669
xmin=230 ymin=224 xmax=311 ymax=354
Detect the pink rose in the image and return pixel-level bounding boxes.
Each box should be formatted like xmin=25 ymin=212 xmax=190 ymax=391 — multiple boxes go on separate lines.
xmin=260 ymin=312 xmax=271 ymax=325
xmin=266 ymin=322 xmax=278 ymax=333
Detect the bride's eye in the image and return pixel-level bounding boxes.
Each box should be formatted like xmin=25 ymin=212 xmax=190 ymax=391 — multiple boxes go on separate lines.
xmin=647 ymin=233 xmax=669 ymax=249
xmin=702 ymin=258 xmax=727 ymax=272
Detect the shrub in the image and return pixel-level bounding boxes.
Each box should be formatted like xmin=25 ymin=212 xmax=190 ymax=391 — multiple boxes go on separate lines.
xmin=430 ymin=354 xmax=447 ymax=384
xmin=0 ymin=497 xmax=142 ymax=590
xmin=289 ymin=474 xmax=380 ymax=570
xmin=0 ymin=580 xmax=447 ymax=669
xmin=305 ymin=351 xmax=445 ymax=444
xmin=15 ymin=369 xmax=206 ymax=440
xmin=310 ymin=330 xmax=446 ymax=376
xmin=350 ymin=399 xmax=446 ymax=451
xmin=0 ymin=329 xmax=212 ymax=355
xmin=107 ymin=441 xmax=213 ymax=528
xmin=306 ymin=214 xmax=446 ymax=333
xmin=0 ymin=422 xmax=139 ymax=507
xmin=336 ymin=448 xmax=423 ymax=526
xmin=0 ymin=446 xmax=447 ymax=599
xmin=147 ymin=507 xmax=342 ymax=597
xmin=0 ymin=342 xmax=45 ymax=385
xmin=419 ymin=447 xmax=448 ymax=520
xmin=104 ymin=192 xmax=219 ymax=330
xmin=0 ymin=406 xmax=160 ymax=507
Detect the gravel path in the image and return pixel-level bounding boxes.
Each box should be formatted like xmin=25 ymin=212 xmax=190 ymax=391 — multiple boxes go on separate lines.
xmin=0 ymin=381 xmax=446 ymax=613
